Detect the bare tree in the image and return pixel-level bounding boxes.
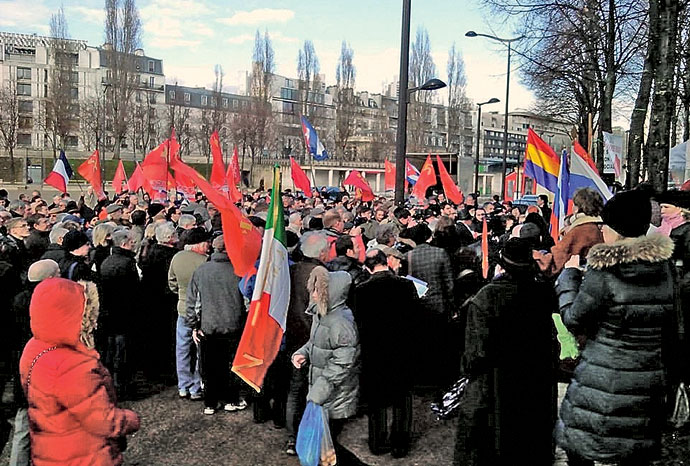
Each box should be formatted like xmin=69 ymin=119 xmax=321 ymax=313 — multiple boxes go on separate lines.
xmin=297 ymin=40 xmax=321 ymax=124
xmin=165 ymin=81 xmax=192 ymax=158
xmin=103 ymin=0 xmax=142 ymax=159
xmin=408 ymin=27 xmax=437 ymax=152
xmin=130 ymin=89 xmax=160 ymax=158
xmin=44 ymin=6 xmax=79 ymax=158
xmin=446 ymin=42 xmax=468 ymax=153
xmin=79 ymin=96 xmax=101 ymax=151
xmin=195 ymin=65 xmax=228 ymax=170
xmin=0 ymin=80 xmax=19 ymax=180
xmin=335 ymin=41 xmax=356 ymax=160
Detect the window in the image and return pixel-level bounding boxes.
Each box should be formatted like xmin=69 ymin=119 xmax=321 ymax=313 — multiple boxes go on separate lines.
xmin=222 ymin=98 xmax=228 ymax=108
xmin=18 ymin=117 xmax=32 ymax=129
xmin=149 ymin=76 xmax=155 ymax=88
xmin=17 ymin=83 xmax=31 ymax=96
xmin=136 ymin=91 xmax=142 ymax=102
xmin=17 ymin=134 xmax=31 ymax=145
xmin=17 ymin=67 xmax=31 ymax=80
xmin=282 ymin=102 xmax=295 ymax=114
xmin=232 ymin=100 xmax=238 ymax=109
xmin=211 ymin=97 xmax=217 ymax=106
xmin=241 ymin=100 xmax=247 ymax=108
xmin=44 ymin=69 xmax=48 ymax=81
xmin=18 ymin=100 xmax=33 ymax=113
xmin=71 ymin=71 xmax=79 ymax=83
xmin=201 ymin=95 xmax=208 ymax=106
xmin=65 ymin=136 xmax=78 ymax=147
xmin=70 ymin=54 xmax=78 ymax=66
xmin=70 ymin=88 xmax=78 ymax=99
xmin=150 ymin=94 xmax=157 ymax=104
xmin=184 ymin=92 xmax=190 ymax=102
xmin=148 ymin=60 xmax=154 ymax=72
xmin=169 ymin=90 xmax=176 ymax=99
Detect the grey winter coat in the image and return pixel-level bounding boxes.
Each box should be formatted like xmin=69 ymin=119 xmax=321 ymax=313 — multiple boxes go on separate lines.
xmin=555 ymin=234 xmax=676 ymax=463
xmin=185 ymin=252 xmax=245 ymax=335
xmin=294 ymin=271 xmax=361 ymax=420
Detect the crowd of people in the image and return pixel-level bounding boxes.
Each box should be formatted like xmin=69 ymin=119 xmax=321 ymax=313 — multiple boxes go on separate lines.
xmin=0 ymin=180 xmax=688 ymax=465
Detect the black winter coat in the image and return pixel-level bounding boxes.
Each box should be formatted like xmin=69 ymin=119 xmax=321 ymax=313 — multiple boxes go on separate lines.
xmin=454 ymin=272 xmax=557 ymax=466
xmin=25 ymin=229 xmax=50 ymax=264
xmin=353 ymin=271 xmax=418 ymax=406
xmin=670 ymin=221 xmax=690 ymax=276
xmin=100 ymin=247 xmax=141 ymax=335
xmin=59 ymin=253 xmax=95 ymax=282
xmin=40 ymin=243 xmax=67 ymax=265
xmin=286 ymin=257 xmax=323 ymax=355
xmin=555 ymin=234 xmax=676 ymax=463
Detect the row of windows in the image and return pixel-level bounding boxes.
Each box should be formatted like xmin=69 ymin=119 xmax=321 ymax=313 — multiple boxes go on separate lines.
xmin=169 ymin=90 xmax=245 ymax=109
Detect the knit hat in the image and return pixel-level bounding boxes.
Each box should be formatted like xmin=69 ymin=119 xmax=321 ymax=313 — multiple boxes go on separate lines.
xmin=148 ymin=203 xmax=165 ymax=218
xmin=63 ymin=230 xmax=90 ymax=252
xmin=499 ymin=237 xmax=536 ymax=271
xmin=601 ymin=190 xmax=651 ymax=238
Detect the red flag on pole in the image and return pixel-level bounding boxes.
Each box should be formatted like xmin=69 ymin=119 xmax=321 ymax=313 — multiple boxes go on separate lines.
xmin=169 ymin=128 xmax=180 ymax=163
xmin=481 ymin=217 xmax=489 ymax=279
xmin=169 ymin=156 xmax=261 ymax=276
xmin=343 ymin=170 xmax=375 ymax=202
xmin=77 ymin=150 xmax=106 ymax=200
xmin=175 ymin=171 xmax=196 ymax=199
xmin=229 ymin=146 xmax=241 ymax=185
xmin=435 ymin=155 xmax=463 ymax=205
xmin=128 ymin=162 xmax=152 ymax=194
xmin=384 ymin=159 xmax=395 ymax=191
xmin=225 ymin=146 xmax=242 ymax=202
xmin=112 ymin=160 xmax=128 ymax=195
xmin=209 ymin=131 xmax=227 ymax=191
xmin=411 ymin=155 xmax=436 ymax=200
xmin=290 ymin=156 xmax=312 ymax=197
xmin=141 ymin=140 xmax=169 ymax=200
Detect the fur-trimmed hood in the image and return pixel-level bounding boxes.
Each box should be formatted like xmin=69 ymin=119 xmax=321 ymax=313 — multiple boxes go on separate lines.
xmin=586 ymin=234 xmax=673 ymax=270
xmin=307 ymin=266 xmax=352 ymax=317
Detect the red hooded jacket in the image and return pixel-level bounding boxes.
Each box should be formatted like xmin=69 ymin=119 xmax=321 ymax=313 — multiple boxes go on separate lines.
xmin=20 ymin=278 xmax=140 ymax=466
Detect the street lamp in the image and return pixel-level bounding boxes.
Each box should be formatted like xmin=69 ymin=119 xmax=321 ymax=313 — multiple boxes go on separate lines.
xmin=466 ymin=30 xmax=523 ymax=200
xmin=474 ymin=98 xmax=500 ymax=195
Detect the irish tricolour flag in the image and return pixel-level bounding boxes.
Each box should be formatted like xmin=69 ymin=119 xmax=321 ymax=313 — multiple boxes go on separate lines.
xmin=232 ymin=165 xmax=291 ymax=392
xmin=44 ymin=150 xmax=73 ymax=193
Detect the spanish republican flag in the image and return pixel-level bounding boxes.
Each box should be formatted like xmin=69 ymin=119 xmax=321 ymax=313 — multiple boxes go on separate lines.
xmin=233 ymin=165 xmax=291 ymax=392
xmin=524 ymin=128 xmax=560 ymax=193
xmin=77 ymin=150 xmax=106 ymax=199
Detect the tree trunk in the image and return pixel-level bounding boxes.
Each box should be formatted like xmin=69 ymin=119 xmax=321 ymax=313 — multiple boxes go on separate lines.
xmin=627 ymin=0 xmax=658 ymax=189
xmin=9 ymin=148 xmax=15 ymax=182
xmin=646 ymin=0 xmax=680 ymax=192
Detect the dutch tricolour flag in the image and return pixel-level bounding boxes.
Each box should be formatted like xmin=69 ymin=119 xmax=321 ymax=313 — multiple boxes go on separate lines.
xmin=300 ymin=116 xmax=328 ymax=161
xmin=44 ymin=150 xmax=74 ymax=193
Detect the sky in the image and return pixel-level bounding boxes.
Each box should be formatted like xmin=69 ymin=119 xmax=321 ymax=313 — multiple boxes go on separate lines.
xmin=0 ymin=0 xmax=535 ymax=111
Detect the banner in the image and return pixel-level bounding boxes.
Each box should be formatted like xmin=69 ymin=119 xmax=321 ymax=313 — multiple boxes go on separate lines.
xmin=602 ymin=131 xmax=623 ymax=179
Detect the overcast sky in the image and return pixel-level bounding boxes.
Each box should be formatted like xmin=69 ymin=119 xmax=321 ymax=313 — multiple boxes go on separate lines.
xmin=1 ymin=0 xmax=536 ymax=111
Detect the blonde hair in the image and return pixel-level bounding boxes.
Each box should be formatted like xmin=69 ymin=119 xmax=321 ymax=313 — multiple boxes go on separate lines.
xmin=92 ymin=223 xmax=115 ymax=247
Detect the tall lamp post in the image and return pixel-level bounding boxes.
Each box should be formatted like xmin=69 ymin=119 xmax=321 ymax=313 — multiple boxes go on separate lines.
xmin=466 ymin=31 xmax=523 ymax=200
xmin=474 ymin=98 xmax=500 ymax=195
xmin=394 ymin=0 xmax=447 ymax=204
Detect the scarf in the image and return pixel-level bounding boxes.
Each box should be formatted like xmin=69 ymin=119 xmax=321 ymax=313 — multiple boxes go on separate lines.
xmin=658 ymin=212 xmax=687 ymax=236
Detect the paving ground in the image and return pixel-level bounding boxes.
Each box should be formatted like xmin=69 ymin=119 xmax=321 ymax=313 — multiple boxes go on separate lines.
xmin=2 ymin=380 xmax=689 ymax=466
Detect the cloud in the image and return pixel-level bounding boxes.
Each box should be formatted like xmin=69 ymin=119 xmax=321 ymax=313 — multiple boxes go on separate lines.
xmin=70 ymin=6 xmax=104 ymax=25
xmin=225 ymin=34 xmax=254 ymax=45
xmin=271 ymin=31 xmax=298 ymax=44
xmin=217 ymin=8 xmax=294 ymax=26
xmin=140 ymin=0 xmax=211 ymax=20
xmin=140 ymin=0 xmax=213 ymax=51
xmin=0 ymin=0 xmax=51 ymax=33
xmin=149 ymin=37 xmax=202 ymax=50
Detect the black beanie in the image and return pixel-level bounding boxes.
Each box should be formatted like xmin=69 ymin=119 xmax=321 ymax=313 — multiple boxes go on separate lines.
xmin=499 ymin=237 xmax=536 ymax=271
xmin=601 ymin=190 xmax=651 ymax=238
xmin=63 ymin=230 xmax=89 ymax=252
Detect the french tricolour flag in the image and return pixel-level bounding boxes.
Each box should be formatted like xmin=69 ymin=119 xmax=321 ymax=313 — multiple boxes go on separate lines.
xmin=44 ymin=150 xmax=73 ymax=193
xmin=300 ymin=116 xmax=328 ymax=161
xmin=405 ymin=160 xmax=420 ymax=185
xmin=569 ymin=149 xmax=613 ymax=201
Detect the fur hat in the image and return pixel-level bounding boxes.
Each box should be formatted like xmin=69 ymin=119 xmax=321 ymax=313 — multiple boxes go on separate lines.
xmin=656 ymin=190 xmax=690 ymax=209
xmin=601 ymin=190 xmax=651 ymax=238
xmin=63 ymin=230 xmax=89 ymax=252
xmin=499 ymin=237 xmax=536 ymax=271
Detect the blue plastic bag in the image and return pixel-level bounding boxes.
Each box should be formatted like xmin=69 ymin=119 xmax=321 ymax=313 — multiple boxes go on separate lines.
xmin=296 ymin=402 xmax=336 ymax=466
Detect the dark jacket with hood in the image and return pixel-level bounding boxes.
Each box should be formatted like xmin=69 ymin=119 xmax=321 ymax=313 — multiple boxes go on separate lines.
xmin=294 ymin=270 xmax=360 ymax=419
xmin=555 ymin=234 xmax=676 ymax=463
xmin=186 ymin=252 xmax=245 ymax=335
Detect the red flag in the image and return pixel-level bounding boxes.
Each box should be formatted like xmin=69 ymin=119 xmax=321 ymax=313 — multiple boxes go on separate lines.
xmin=435 ymin=155 xmax=463 ymax=205
xmin=412 ymin=155 xmax=436 ymax=200
xmin=77 ymin=150 xmax=106 ymax=200
xmin=209 ymin=131 xmax=227 ymax=191
xmin=169 ymin=128 xmax=180 ymax=163
xmin=343 ymin=170 xmax=374 ymax=202
xmin=112 ymin=160 xmax=128 ymax=195
xmin=170 ymin=156 xmax=261 ymax=276
xmin=384 ymin=159 xmax=395 ymax=191
xmin=572 ymin=140 xmax=598 ymax=174
xmin=481 ymin=217 xmax=489 ymax=279
xmin=128 ymin=162 xmax=152 ymax=194
xmin=229 ymin=145 xmax=242 ymax=184
xmin=175 ymin=171 xmax=196 ymax=199
xmin=290 ymin=156 xmax=312 ymax=197
xmin=141 ymin=140 xmax=169 ymax=200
